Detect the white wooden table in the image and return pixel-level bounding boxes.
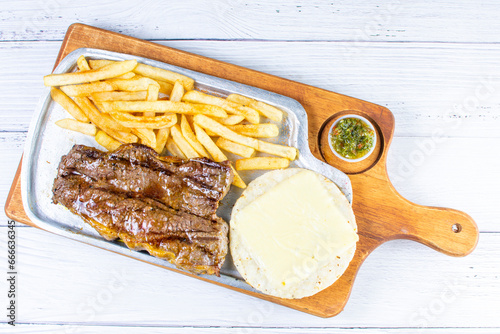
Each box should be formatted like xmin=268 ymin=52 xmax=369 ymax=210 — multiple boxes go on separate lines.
xmin=1 ymin=1 xmax=499 ymax=333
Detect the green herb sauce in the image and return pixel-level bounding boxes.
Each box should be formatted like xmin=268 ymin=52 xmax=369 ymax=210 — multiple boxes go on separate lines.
xmin=330 ymin=118 xmax=375 ymax=159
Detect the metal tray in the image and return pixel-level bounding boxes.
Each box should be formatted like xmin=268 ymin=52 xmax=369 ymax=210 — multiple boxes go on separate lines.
xmin=21 ymin=48 xmax=352 ymax=292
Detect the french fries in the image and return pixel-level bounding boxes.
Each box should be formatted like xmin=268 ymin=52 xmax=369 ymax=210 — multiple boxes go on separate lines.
xmin=55 ymin=118 xmax=97 ymax=136
xmin=61 ymin=81 xmax=115 ymax=97
xmin=145 ymin=84 xmax=159 ymax=117
xmin=132 ymin=128 xmax=156 ymax=148
xmin=214 ymin=115 xmax=245 ymax=125
xmin=50 ymin=87 xmax=88 ymax=122
xmin=102 ymin=101 xmax=228 ymax=118
xmin=155 ymin=127 xmax=170 ymax=154
xmin=169 ymin=81 xmax=185 ymax=102
xmin=74 ymin=97 xmax=129 ymax=132
xmin=101 ymin=128 xmax=138 ymax=144
xmin=193 ymin=114 xmax=258 ymax=149
xmin=44 ymin=60 xmax=138 ymax=86
xmin=48 ymin=55 xmax=296 ymax=191
xmin=106 ymin=76 xmax=160 ymax=91
xmin=229 ymin=165 xmax=247 ymax=188
xmin=109 ymin=111 xmax=177 ymax=129
xmin=95 ymin=131 xmax=121 ymax=151
xmin=183 ymin=90 xmax=260 ymax=124
xmin=227 ymin=94 xmax=283 ymax=122
xmin=235 ymin=157 xmax=290 ymax=170
xmin=170 ymin=125 xmax=199 ymax=159
xmin=194 ymin=124 xmax=227 ymax=162
xmin=257 ymin=140 xmax=297 ymax=160
xmin=180 ymin=115 xmax=209 ymax=158
xmin=133 ymin=63 xmax=195 ymax=91
xmin=228 ymin=124 xmax=279 ymax=138
xmin=166 ymin=137 xmax=186 ymax=159
xmin=77 ymin=55 xmax=91 ymax=71
xmin=91 ymin=91 xmax=148 ymax=101
xmin=216 ymin=137 xmax=255 ymax=158
xmin=194 ymin=124 xmax=246 ymax=188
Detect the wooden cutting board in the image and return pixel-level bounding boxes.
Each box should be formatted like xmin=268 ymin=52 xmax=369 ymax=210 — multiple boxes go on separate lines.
xmin=4 ymin=23 xmax=479 ymax=317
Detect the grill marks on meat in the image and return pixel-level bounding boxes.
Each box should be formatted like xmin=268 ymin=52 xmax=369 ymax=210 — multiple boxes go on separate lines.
xmin=52 ymin=144 xmax=233 ymax=275
xmin=57 ymin=144 xmax=232 ymax=219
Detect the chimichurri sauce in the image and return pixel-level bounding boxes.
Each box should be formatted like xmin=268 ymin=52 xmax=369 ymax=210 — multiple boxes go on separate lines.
xmin=330 ymin=118 xmax=375 ymax=159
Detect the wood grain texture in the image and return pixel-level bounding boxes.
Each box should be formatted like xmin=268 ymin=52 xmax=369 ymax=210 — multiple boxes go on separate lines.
xmin=1 ymin=0 xmax=500 ymax=43
xmin=3 ymin=24 xmax=479 ymax=317
xmin=2 ymin=41 xmax=499 ymax=136
xmin=1 ymin=325 xmax=499 ymax=333
xmin=1 ymin=1 xmax=498 ymax=330
xmin=0 ymin=226 xmax=497 ymax=327
xmin=2 ymin=134 xmax=498 ymax=232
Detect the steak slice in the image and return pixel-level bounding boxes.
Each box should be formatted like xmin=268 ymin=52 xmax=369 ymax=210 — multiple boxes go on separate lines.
xmin=57 ymin=144 xmax=233 ymax=219
xmin=52 ymin=144 xmax=233 ymax=275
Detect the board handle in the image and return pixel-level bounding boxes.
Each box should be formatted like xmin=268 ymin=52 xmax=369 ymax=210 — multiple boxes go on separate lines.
xmin=391 ymin=195 xmax=479 ymax=257
xmin=351 ymin=172 xmax=479 ymax=257
xmin=402 ymin=206 xmax=478 ymax=257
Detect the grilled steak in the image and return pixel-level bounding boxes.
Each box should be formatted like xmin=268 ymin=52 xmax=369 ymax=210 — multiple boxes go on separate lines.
xmin=57 ymin=144 xmax=232 ymax=219
xmin=52 ymin=144 xmax=233 ymax=275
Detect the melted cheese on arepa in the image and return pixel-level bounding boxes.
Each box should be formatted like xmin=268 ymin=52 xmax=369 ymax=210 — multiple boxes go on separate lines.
xmin=233 ymin=169 xmax=358 ymax=290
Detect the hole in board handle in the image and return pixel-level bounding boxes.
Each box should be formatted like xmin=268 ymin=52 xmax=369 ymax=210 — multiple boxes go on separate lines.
xmin=452 ymin=223 xmax=462 ymax=233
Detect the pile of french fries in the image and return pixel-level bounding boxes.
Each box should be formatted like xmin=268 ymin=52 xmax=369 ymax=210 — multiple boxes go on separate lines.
xmin=44 ymin=55 xmax=298 ymax=188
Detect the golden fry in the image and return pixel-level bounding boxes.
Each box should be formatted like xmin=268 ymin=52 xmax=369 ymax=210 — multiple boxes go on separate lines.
xmin=214 ymin=115 xmax=245 ymax=126
xmin=235 ymin=157 xmax=290 ymax=170
xmin=88 ymin=59 xmax=114 ymax=69
xmin=146 ymin=84 xmax=160 ymax=101
xmin=216 ymin=137 xmax=255 ymax=158
xmin=170 ymin=125 xmax=199 ymax=159
xmin=165 ymin=137 xmax=186 ymax=159
xmin=133 ymin=63 xmax=194 ymax=91
xmin=105 ymin=128 xmax=138 ymax=144
xmin=95 ymin=131 xmax=121 ymax=151
xmin=102 ymin=101 xmax=227 ymax=118
xmin=157 ymin=80 xmax=174 ymax=95
xmin=155 ymin=128 xmax=170 ymax=154
xmin=105 ymin=76 xmax=160 ymax=91
xmin=194 ymin=124 xmax=227 ymax=162
xmin=50 ymin=87 xmax=88 ymax=122
xmin=44 ymin=60 xmax=138 ymax=86
xmin=257 ymin=140 xmax=297 ymax=160
xmin=144 ymin=84 xmax=160 ymax=117
xmin=233 ymin=104 xmax=260 ymax=124
xmin=227 ymin=93 xmax=283 ymax=122
xmin=61 ymin=81 xmax=115 ymax=97
xmin=109 ymin=111 xmax=177 ymax=129
xmin=193 ymin=114 xmax=258 ymax=149
xmin=229 ymin=164 xmax=246 ymax=188
xmin=169 ymin=80 xmax=185 ymax=102
xmin=73 ymin=97 xmax=129 ymax=132
xmin=86 ymin=59 xmax=134 ymax=79
xmin=77 ymin=55 xmax=91 ymax=71
xmin=55 ymin=118 xmax=97 ymax=136
xmin=91 ymin=91 xmax=147 ymax=101
xmin=182 ymin=90 xmax=259 ymax=124
xmin=194 ymin=124 xmax=246 ymax=188
xmin=228 ymin=124 xmax=279 ymax=138
xmin=132 ymin=128 xmax=156 ymax=148
xmin=180 ymin=115 xmax=209 ymax=158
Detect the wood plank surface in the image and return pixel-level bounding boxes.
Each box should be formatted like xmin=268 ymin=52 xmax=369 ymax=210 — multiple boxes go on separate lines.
xmin=1 ymin=326 xmax=499 ymax=333
xmin=1 ymin=1 xmax=500 ymax=43
xmin=0 ymin=226 xmax=498 ymax=327
xmin=3 ymin=23 xmax=480 ymax=317
xmin=2 ymin=41 xmax=500 ymax=137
